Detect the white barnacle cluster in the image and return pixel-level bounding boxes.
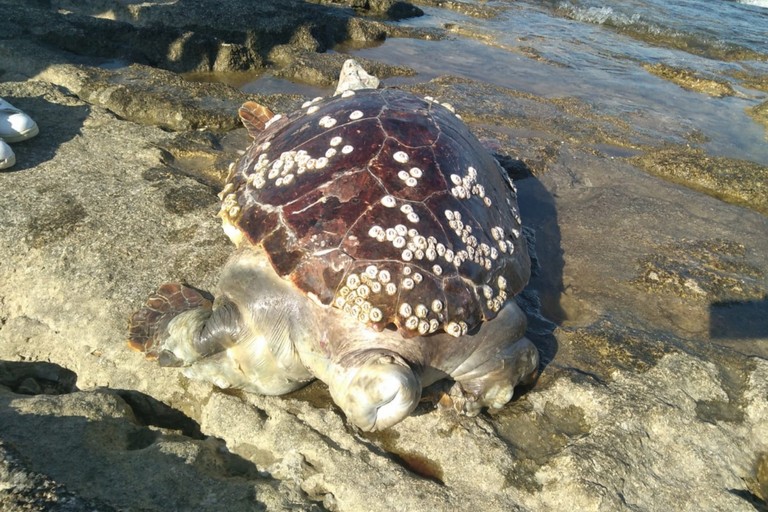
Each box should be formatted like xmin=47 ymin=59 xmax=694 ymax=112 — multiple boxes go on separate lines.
xmin=450 ymin=166 xmax=492 ymax=208
xmin=397 ymin=166 xmax=423 ymax=188
xmin=444 ymin=320 xmax=469 ymax=338
xmin=244 ymin=129 xmax=356 ymax=190
xmin=399 ymin=203 xmax=420 ymax=224
xmin=264 ymin=113 xmax=282 ymax=129
xmin=397 ymin=288 xmax=443 ymax=335
xmin=490 ymin=225 xmax=520 ymax=257
xmin=367 ymin=218 xmax=447 ymax=275
xmin=301 ymin=96 xmax=323 ymax=115
xmin=443 ymin=209 xmax=499 ymax=271
xmin=340 ymin=229 xmax=482 ymax=337
xmin=333 ymin=265 xmax=397 ymax=325
xmin=246 ymin=151 xmax=310 ymax=189
xmin=218 ymin=181 xmax=240 ymax=219
xmin=423 ymin=96 xmax=462 ymax=120
xmin=334 ymin=261 xmax=446 ymax=336
xmin=370 ymin=195 xmax=458 ymax=277
xmin=319 ymin=115 xmax=337 ymax=129
xmin=329 ymin=136 xmax=355 ymax=156
xmin=479 ymin=275 xmax=511 ymax=314
xmin=389 ymin=149 xmax=424 ymax=188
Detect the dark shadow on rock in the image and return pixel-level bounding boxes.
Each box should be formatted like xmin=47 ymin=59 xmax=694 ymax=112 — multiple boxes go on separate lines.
xmin=710 ymin=295 xmax=768 ymax=340
xmin=356 ymin=428 xmax=445 ymax=485
xmin=0 ymin=93 xmax=89 ymax=172
xmin=499 ymin=156 xmax=563 ymax=370
xmin=0 ymin=440 xmax=118 ymax=512
xmin=0 ymin=361 xmax=204 ymax=439
xmin=0 ymin=360 xmax=78 ymax=395
xmin=728 ymin=488 xmax=768 ymax=512
xmin=0 ymin=386 xmax=274 ymax=510
xmin=113 ymin=388 xmax=205 ymax=439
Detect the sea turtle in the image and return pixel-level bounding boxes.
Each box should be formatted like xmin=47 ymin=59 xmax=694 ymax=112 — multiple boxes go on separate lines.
xmin=128 ymin=62 xmax=539 ymax=431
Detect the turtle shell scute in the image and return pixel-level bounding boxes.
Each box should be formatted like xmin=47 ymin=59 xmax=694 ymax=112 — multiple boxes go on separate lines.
xmin=225 ymin=88 xmax=530 ymax=337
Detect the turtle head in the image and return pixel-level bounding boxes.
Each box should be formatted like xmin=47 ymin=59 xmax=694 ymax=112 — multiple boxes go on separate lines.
xmin=328 ymin=350 xmax=421 ymax=431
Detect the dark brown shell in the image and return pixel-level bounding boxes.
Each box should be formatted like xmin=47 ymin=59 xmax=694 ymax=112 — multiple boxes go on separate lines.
xmin=221 ymin=88 xmax=529 ymax=338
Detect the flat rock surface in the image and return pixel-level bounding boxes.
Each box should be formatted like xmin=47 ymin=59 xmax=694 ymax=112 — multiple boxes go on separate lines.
xmin=1 ymin=1 xmax=767 ymax=511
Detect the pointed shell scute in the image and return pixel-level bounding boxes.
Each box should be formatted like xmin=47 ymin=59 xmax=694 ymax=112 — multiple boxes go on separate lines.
xmin=227 ymin=88 xmax=529 ymax=337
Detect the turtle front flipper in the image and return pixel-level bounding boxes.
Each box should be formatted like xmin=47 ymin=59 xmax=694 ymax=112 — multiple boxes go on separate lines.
xmin=129 ymin=258 xmax=316 ymax=395
xmin=128 ymin=283 xmax=216 ymax=366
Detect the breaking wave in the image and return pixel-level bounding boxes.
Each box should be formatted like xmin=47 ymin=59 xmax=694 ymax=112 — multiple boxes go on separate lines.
xmin=556 ymin=2 xmax=684 ymax=36
xmin=554 ymin=1 xmax=766 ymax=61
xmin=558 ymin=4 xmax=642 ymax=27
xmin=736 ymin=0 xmax=768 ymax=7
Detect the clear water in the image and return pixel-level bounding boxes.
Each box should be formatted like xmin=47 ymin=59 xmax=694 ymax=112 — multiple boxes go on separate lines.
xmin=311 ymin=0 xmax=768 ymax=165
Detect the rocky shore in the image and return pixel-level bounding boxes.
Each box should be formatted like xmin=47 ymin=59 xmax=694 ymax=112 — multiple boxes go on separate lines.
xmin=1 ymin=1 xmax=767 ymax=511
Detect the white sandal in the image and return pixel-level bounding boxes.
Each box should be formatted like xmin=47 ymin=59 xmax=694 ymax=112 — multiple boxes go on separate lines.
xmin=0 ymin=98 xmax=39 ymax=143
xmin=0 ymin=139 xmax=15 ymax=170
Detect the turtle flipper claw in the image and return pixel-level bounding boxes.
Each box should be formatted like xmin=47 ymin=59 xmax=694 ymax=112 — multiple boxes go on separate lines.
xmin=442 ymin=335 xmax=539 ymax=416
xmin=128 ymin=283 xmax=212 ymax=364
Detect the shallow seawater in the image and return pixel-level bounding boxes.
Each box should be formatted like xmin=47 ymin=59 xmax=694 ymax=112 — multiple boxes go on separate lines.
xmin=232 ymin=1 xmax=768 ymax=164
xmin=334 ymin=0 xmax=768 ymax=165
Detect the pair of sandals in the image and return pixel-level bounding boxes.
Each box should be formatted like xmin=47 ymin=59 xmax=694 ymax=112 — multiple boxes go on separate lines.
xmin=0 ymin=98 xmax=39 ymax=170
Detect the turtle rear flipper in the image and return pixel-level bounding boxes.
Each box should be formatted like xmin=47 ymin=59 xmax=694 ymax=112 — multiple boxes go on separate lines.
xmin=128 ymin=283 xmax=213 ymax=366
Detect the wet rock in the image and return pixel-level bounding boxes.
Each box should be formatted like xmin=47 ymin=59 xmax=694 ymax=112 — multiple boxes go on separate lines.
xmin=749 ymin=98 xmax=768 ymax=139
xmin=25 ymin=193 xmax=88 ymax=249
xmin=412 ymin=0 xmax=504 ymax=18
xmin=0 ymin=39 xmax=307 ymax=134
xmin=727 ymin=67 xmax=768 ymax=93
xmin=37 ymin=62 xmax=251 ymax=132
xmin=517 ymin=353 xmax=768 ymax=511
xmin=643 ymin=63 xmax=737 ymax=97
xmin=634 ymin=239 xmax=765 ymax=302
xmin=749 ymin=453 xmax=768 ymax=506
xmin=162 ymin=184 xmax=218 ymax=215
xmin=0 ymin=361 xmax=77 ymax=395
xmin=309 ymin=0 xmax=425 ymax=20
xmin=49 ymin=0 xmax=435 ymax=60
xmin=270 ymin=48 xmax=414 ymax=87
xmin=631 ymin=146 xmax=768 ymax=214
xmin=158 ymin=129 xmax=249 ymax=189
xmin=403 ymin=75 xmax=646 ymax=154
